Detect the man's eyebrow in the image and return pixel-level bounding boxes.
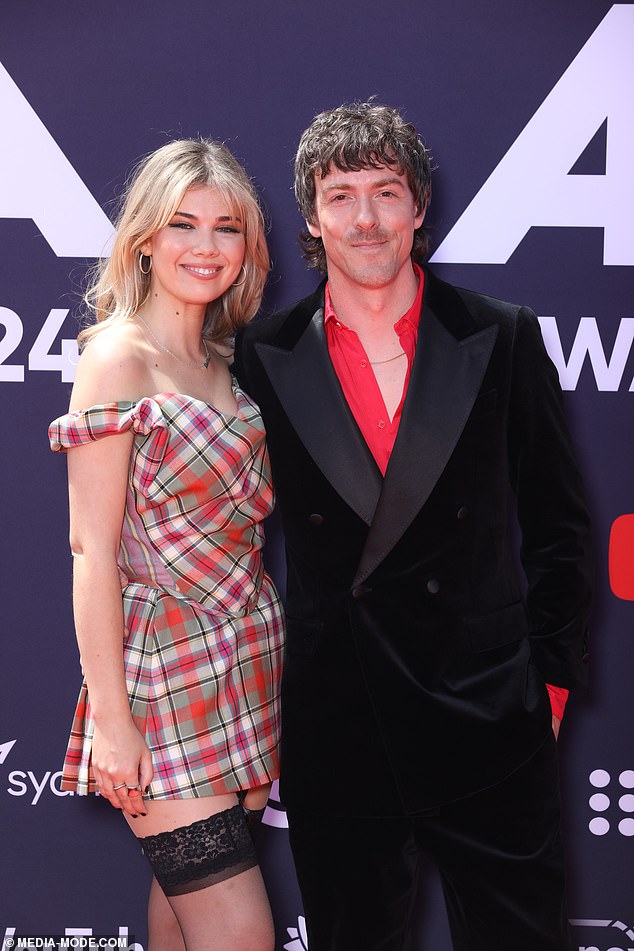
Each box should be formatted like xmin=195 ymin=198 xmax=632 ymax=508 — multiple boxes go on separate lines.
xmin=321 ymin=176 xmax=405 ymax=192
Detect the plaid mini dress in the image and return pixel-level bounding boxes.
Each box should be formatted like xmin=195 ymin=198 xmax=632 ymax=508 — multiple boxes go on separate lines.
xmin=49 ymin=387 xmax=284 ymax=799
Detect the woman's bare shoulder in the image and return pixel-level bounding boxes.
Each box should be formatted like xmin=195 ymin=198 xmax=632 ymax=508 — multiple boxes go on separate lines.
xmin=70 ymin=321 xmax=151 ymax=410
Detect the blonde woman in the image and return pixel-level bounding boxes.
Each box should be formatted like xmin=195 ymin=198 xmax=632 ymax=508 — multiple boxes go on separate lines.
xmin=49 ymin=139 xmax=284 ymax=951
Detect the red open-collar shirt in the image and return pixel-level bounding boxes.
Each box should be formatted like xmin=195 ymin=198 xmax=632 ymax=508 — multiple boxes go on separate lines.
xmin=324 ymin=264 xmax=424 ymax=477
xmin=323 ymin=262 xmax=568 ymax=720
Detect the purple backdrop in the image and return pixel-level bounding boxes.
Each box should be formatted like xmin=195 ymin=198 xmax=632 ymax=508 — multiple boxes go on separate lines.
xmin=1 ymin=2 xmax=632 ymax=949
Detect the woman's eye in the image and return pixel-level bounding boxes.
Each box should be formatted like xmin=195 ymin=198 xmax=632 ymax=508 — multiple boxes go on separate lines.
xmin=168 ymin=222 xmax=193 ymax=229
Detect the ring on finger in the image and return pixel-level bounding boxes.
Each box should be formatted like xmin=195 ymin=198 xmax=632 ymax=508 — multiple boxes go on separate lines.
xmin=113 ymin=783 xmax=126 ymax=790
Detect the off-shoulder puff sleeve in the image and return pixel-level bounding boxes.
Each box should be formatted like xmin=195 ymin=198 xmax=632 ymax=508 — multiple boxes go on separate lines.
xmin=49 ymin=399 xmax=167 ymax=452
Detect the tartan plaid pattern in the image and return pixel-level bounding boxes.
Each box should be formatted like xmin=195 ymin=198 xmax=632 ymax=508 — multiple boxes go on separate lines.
xmin=49 ymin=390 xmax=284 ymax=798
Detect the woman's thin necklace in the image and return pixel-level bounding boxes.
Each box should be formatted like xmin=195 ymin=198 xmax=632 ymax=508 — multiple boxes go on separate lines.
xmin=136 ymin=313 xmax=211 ymax=369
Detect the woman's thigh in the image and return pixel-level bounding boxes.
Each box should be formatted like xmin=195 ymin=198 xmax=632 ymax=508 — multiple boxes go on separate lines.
xmin=125 ymin=794 xmax=238 ymax=837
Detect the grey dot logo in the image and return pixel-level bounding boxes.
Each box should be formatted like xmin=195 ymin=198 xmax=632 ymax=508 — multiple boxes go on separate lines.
xmin=588 ymin=768 xmax=634 ymax=836
xmin=589 ymin=769 xmax=612 ymax=833
xmin=619 ymin=794 xmax=634 ymax=812
xmin=620 ymin=769 xmax=634 ymax=788
xmin=619 ymin=818 xmax=634 ymax=836
xmin=589 ymin=793 xmax=610 ymax=811
xmin=589 ymin=768 xmax=611 ymax=788
xmin=589 ymin=816 xmax=610 ymax=836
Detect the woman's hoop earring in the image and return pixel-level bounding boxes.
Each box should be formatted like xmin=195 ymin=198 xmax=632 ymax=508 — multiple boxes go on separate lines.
xmin=139 ymin=253 xmax=152 ymax=275
xmin=232 ymin=264 xmax=247 ymax=287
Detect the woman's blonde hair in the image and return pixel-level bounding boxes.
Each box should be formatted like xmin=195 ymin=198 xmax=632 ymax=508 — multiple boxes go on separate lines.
xmin=79 ymin=138 xmax=269 ymax=348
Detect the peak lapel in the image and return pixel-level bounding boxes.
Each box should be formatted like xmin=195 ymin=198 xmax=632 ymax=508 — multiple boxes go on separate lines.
xmin=354 ymin=294 xmax=498 ymax=585
xmin=255 ymin=303 xmax=382 ymax=526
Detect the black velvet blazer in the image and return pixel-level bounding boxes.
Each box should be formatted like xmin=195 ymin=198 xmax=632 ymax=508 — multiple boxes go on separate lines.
xmin=234 ymin=267 xmax=592 ymax=816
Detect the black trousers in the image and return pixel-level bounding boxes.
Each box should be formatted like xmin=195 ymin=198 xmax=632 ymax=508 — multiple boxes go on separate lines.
xmin=287 ymin=736 xmax=572 ymax=951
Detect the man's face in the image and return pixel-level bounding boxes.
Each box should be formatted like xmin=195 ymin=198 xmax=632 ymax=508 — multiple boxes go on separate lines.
xmin=306 ymin=164 xmax=425 ymax=290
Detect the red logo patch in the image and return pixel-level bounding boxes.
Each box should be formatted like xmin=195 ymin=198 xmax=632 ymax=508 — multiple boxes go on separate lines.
xmin=609 ymin=515 xmax=634 ymax=600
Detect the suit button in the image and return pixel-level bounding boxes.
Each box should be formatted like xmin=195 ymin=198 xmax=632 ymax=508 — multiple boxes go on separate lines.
xmin=352 ymin=584 xmax=371 ymax=599
xmin=308 ymin=513 xmax=324 ymax=526
xmin=426 ymin=578 xmax=440 ymax=595
xmin=456 ymin=506 xmax=469 ymax=520
xmin=582 ymin=652 xmax=590 ymax=664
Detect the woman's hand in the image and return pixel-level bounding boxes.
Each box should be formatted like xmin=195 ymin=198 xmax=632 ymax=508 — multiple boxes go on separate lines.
xmin=92 ymin=720 xmax=153 ymax=816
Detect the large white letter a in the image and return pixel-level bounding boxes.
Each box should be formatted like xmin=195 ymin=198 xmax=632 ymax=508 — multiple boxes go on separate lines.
xmin=0 ymin=62 xmax=114 ymax=257
xmin=431 ymin=4 xmax=634 ymax=266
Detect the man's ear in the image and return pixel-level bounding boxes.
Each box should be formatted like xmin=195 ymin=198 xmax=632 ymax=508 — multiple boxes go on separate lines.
xmin=306 ymin=217 xmax=321 ymax=239
xmin=414 ymin=200 xmax=428 ymax=231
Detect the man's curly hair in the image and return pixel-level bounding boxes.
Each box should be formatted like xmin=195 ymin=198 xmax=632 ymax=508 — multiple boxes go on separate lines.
xmin=294 ymin=101 xmax=432 ymax=273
